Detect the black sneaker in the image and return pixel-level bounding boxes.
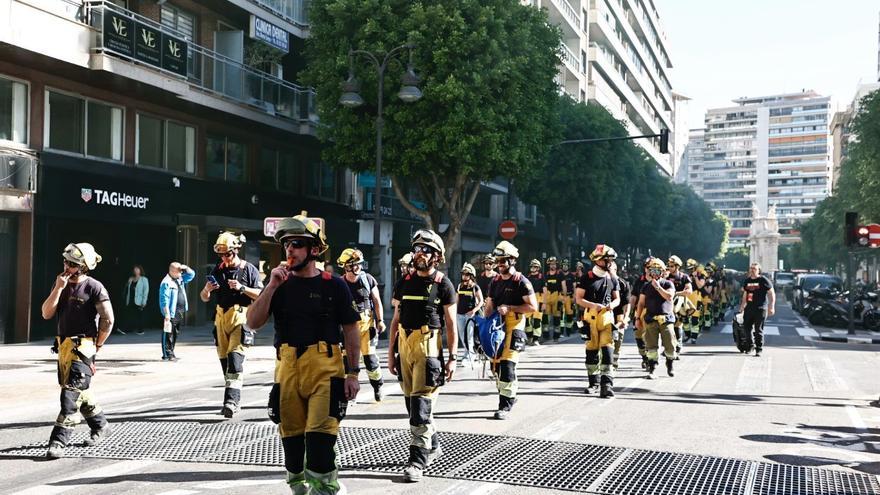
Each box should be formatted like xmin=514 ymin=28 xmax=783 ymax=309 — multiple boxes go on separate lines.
xmin=755 ymin=349 xmax=762 ymax=357
xmin=221 ymin=403 xmax=240 ymax=418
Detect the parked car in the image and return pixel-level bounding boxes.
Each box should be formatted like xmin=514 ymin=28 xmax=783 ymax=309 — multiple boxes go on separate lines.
xmin=793 ymin=274 xmax=843 ymax=314
xmin=773 ymin=271 xmax=795 ymax=290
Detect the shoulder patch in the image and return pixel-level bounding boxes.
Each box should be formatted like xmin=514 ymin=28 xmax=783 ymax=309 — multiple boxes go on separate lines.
xmin=322 ymin=271 xmax=332 ymax=281
xmin=434 ymin=271 xmax=445 ymax=284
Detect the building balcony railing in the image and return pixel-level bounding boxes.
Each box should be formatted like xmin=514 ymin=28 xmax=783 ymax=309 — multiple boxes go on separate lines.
xmin=550 ymin=0 xmax=582 ymax=33
xmin=247 ymin=0 xmax=309 ymax=28
xmin=84 ymin=1 xmax=317 ymax=124
xmin=560 ymin=43 xmax=581 ymax=75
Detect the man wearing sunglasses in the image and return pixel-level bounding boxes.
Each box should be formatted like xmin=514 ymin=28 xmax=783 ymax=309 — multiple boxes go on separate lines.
xmin=337 ymin=247 xmax=386 ymax=402
xmin=388 ymin=229 xmax=457 ymax=483
xmin=200 ymin=231 xmax=263 ymax=418
xmin=41 ymin=242 xmax=114 ymax=459
xmin=247 ymin=215 xmax=361 ymax=495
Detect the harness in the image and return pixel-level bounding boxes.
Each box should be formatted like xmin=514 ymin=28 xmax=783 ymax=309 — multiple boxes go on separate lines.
xmin=400 ymin=271 xmax=446 ymax=329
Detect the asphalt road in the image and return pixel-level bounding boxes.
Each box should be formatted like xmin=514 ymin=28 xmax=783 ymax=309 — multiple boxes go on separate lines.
xmin=1 ymin=300 xmax=878 ymax=494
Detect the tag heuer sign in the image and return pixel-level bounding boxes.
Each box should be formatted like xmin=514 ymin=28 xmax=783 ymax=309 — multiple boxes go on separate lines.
xmin=81 ymin=188 xmax=93 ymax=203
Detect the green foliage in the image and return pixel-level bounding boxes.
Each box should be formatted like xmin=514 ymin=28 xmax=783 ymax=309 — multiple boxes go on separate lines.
xmin=721 ymin=247 xmax=749 ymax=272
xmin=518 ymin=96 xmax=728 ymax=260
xmin=302 ymin=0 xmax=562 ymax=248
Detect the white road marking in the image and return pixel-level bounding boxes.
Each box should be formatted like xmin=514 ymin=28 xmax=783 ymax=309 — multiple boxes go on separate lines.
xmin=735 ymin=356 xmax=772 ymax=394
xmin=156 ymin=490 xmax=201 ymax=495
xmin=721 ymin=325 xmax=733 ymax=334
xmin=437 ymin=481 xmax=502 ymax=495
xmin=533 ymin=419 xmax=581 ymax=441
xmin=763 ymin=326 xmax=779 ymax=335
xmin=796 ymin=327 xmax=819 ymax=337
xmin=846 ymin=405 xmax=868 ymax=431
xmin=803 ymin=355 xmax=848 ymax=392
xmin=10 ymin=460 xmax=158 ymax=495
xmin=196 ymin=480 xmax=283 ymax=489
xmin=679 ymin=356 xmax=713 ymax=392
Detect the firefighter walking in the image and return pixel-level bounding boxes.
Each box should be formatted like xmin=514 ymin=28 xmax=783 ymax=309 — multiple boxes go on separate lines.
xmin=575 ymin=245 xmax=621 ymax=398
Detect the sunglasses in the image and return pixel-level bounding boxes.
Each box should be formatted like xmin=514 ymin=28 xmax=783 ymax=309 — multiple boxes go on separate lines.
xmin=412 ymin=245 xmax=436 ymax=255
xmin=283 ymin=239 xmax=309 ymax=249
xmin=63 ymin=260 xmax=81 ymax=268
xmin=218 ymin=251 xmax=236 ymax=258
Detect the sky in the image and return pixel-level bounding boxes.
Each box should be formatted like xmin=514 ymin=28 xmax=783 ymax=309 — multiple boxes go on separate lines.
xmin=659 ymin=0 xmax=879 ymax=128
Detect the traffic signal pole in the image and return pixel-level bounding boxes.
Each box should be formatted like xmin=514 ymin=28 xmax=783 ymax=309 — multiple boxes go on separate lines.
xmin=558 ymin=129 xmax=670 ymax=153
xmin=848 ymin=250 xmax=855 ymax=335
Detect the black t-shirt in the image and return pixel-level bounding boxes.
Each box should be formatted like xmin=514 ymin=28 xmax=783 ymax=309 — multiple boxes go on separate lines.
xmin=743 ymin=276 xmax=773 ymax=310
xmin=393 ymin=271 xmax=457 ymax=329
xmin=270 ymin=274 xmax=360 ymax=347
xmin=578 ymin=270 xmax=620 ymax=305
xmin=614 ymin=277 xmax=631 ymax=318
xmin=667 ymin=271 xmax=692 ymax=293
xmin=344 ymin=272 xmax=378 ymax=313
xmin=545 ymin=270 xmax=563 ymax=293
xmin=210 ymin=261 xmax=263 ymax=309
xmin=487 ymin=272 xmax=535 ymax=308
xmin=476 ymin=272 xmax=495 ymax=300
xmin=642 ymin=279 xmax=675 ymax=320
xmin=456 ymin=283 xmax=481 ymax=315
xmin=174 ymin=278 xmax=187 ymax=318
xmin=127 ymin=280 xmax=136 ymax=306
xmin=57 ymin=277 xmax=110 ymax=338
xmin=631 ymin=275 xmax=647 ymax=302
xmin=562 ymin=271 xmax=576 ymax=294
xmin=526 ymin=272 xmax=545 ymax=294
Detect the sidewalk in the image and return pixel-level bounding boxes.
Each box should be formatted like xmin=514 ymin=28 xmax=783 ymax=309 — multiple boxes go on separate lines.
xmin=817 ymin=328 xmax=880 ymax=344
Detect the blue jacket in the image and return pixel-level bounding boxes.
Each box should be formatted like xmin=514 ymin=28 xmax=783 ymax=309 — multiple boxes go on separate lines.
xmin=158 ymin=268 xmax=195 ymax=319
xmin=123 ymin=276 xmax=149 ymax=307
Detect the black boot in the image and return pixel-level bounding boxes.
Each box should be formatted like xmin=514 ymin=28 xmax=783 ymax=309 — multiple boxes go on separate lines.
xmin=641 ymin=355 xmax=648 ymax=370
xmin=585 ymin=374 xmax=599 ymax=394
xmin=646 ymin=361 xmax=657 ymax=379
xmin=370 ymin=379 xmax=384 ymax=402
xmin=494 ymin=396 xmax=516 ymax=420
xmin=666 ymin=358 xmax=675 ymax=377
xmin=599 ymin=375 xmax=614 ymax=398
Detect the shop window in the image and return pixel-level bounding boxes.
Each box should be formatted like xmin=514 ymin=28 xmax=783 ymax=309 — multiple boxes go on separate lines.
xmin=0 ymin=76 xmax=27 ymax=144
xmin=136 ymin=114 xmax=195 ymax=173
xmin=307 ymin=162 xmax=338 ymax=201
xmin=260 ymin=147 xmax=298 ymax=192
xmin=46 ymin=90 xmax=124 ymax=161
xmin=207 ymin=134 xmax=248 ymax=182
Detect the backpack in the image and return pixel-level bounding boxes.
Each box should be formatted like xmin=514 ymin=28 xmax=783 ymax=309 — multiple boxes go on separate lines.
xmin=473 ymin=312 xmax=506 ymax=359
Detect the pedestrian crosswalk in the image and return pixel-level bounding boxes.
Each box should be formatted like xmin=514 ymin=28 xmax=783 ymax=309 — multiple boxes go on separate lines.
xmin=719 ymin=324 xmax=785 ymax=336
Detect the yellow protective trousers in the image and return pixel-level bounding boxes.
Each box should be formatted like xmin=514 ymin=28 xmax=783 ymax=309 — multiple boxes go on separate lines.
xmin=645 ymin=318 xmax=677 ymax=363
xmin=49 ymin=337 xmax=107 ymax=446
xmin=356 ymin=312 xmax=383 ymax=384
xmin=214 ymin=305 xmax=252 ymax=406
xmin=276 ymin=342 xmax=347 ymax=494
xmin=527 ymin=293 xmax=544 ymax=338
xmin=584 ymin=308 xmax=615 ymax=380
xmin=491 ymin=313 xmax=527 ymax=405
xmin=545 ymin=291 xmax=562 ymax=318
xmin=398 ymin=325 xmax=444 ymax=468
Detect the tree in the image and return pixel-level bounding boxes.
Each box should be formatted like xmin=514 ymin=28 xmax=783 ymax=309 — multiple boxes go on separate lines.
xmin=302 ymin=0 xmax=562 ymax=262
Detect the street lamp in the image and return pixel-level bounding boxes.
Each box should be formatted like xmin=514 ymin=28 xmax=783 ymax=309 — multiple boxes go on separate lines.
xmin=339 ymin=44 xmax=422 ymax=289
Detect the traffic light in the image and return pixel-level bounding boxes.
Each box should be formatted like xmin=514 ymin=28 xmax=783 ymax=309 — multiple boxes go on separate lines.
xmin=845 ymin=211 xmax=858 ymax=247
xmin=857 ymin=225 xmax=870 ymax=247
xmin=659 ymin=129 xmax=670 ymax=154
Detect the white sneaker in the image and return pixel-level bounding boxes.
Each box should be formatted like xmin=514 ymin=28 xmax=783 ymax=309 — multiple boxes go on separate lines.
xmin=403 ymin=464 xmax=423 ymax=482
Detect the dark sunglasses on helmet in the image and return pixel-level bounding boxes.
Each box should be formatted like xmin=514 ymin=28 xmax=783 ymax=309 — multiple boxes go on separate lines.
xmin=283 ymin=239 xmax=309 ymax=249
xmin=63 ymin=260 xmax=81 ymax=268
xmin=219 ymin=251 xmax=236 ymax=258
xmin=412 ymin=244 xmax=436 ymax=255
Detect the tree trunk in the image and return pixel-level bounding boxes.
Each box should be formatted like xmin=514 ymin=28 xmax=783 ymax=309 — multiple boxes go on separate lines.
xmin=548 ymin=212 xmax=560 ymax=256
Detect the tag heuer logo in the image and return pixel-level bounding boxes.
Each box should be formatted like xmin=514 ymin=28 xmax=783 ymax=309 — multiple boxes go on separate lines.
xmin=81 ymin=188 xmax=93 ymax=203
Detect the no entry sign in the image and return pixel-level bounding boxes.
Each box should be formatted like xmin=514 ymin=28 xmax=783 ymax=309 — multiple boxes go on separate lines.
xmin=499 ymin=220 xmax=518 ymax=240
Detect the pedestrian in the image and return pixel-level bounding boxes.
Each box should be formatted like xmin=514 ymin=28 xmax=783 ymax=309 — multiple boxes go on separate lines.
xmin=636 ymin=258 xmax=677 ymax=379
xmin=199 ymin=232 xmax=263 ymax=418
xmin=609 ymin=261 xmax=630 ymax=370
xmin=575 ymin=245 xmax=621 ymax=397
xmin=544 ymin=257 xmax=563 ymax=341
xmin=738 ymin=262 xmax=775 ymax=357
xmin=388 ymin=229 xmax=457 ymax=482
xmin=476 ymin=254 xmax=497 ymax=307
xmin=560 ymin=259 xmax=576 ymax=338
xmin=666 ymin=255 xmax=693 ymax=353
xmin=337 ymin=248 xmax=387 ymax=401
xmin=484 ymin=241 xmax=537 ymax=418
xmin=247 ymin=214 xmax=361 ymax=495
xmin=525 ymin=259 xmax=545 ymax=346
xmin=120 ymin=265 xmax=148 ymax=335
xmin=456 ymin=262 xmax=483 ymax=366
xmin=158 ymin=262 xmax=194 ymax=361
xmin=41 ymin=243 xmax=114 ymax=459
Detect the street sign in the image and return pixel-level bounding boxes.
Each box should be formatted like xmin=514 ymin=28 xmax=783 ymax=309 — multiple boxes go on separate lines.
xmin=499 ymin=220 xmax=518 ymax=240
xmin=867 ymin=224 xmax=880 ymax=248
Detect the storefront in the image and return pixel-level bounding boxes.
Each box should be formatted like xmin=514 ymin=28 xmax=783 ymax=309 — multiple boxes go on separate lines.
xmin=30 ymin=152 xmax=359 ymax=340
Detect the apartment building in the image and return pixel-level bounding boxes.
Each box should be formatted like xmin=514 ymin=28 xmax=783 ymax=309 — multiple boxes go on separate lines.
xmin=687 ymin=91 xmax=832 ymax=247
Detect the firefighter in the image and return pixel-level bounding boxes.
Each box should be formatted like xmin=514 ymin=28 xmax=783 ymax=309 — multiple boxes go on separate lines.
xmin=610 ymin=261 xmax=631 ymax=369
xmin=666 ymin=255 xmax=693 ymax=359
xmin=41 ymin=243 xmax=114 ymax=459
xmin=630 ymin=258 xmax=653 ymax=369
xmin=338 ymin=248 xmax=386 ymax=402
xmin=543 ymin=257 xmax=563 ymax=341
xmin=247 ymin=215 xmax=361 ymax=495
xmin=525 ymin=259 xmax=545 ymax=346
xmin=199 ymin=232 xmax=263 ymax=418
xmin=388 ymin=229 xmax=457 ymax=482
xmin=484 ymin=241 xmax=537 ymax=419
xmin=456 ymin=262 xmax=484 ymax=366
xmin=398 ymin=253 xmax=414 ymax=279
xmin=636 ymin=258 xmax=677 ymax=379
xmin=476 ymin=254 xmax=497 ymax=304
xmin=575 ymin=245 xmax=621 ymax=398
xmin=561 ymin=259 xmax=576 ymax=338
xmin=686 ymin=265 xmax=710 ymax=344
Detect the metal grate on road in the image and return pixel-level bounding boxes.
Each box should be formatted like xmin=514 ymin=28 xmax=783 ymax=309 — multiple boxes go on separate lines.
xmin=2 ymin=422 xmax=879 ymax=495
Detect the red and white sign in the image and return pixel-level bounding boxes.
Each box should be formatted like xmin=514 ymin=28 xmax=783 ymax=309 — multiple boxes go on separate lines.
xmin=866 ymin=223 xmax=880 ymax=248
xmin=264 ymin=217 xmax=284 ymax=238
xmin=499 ymin=220 xmax=518 ymax=240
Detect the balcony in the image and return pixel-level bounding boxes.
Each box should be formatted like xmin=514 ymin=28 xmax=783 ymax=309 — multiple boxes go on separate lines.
xmin=560 ymin=43 xmax=581 ymax=77
xmin=84 ymin=1 xmax=316 ymax=129
xmin=547 ymin=0 xmax=582 ymax=40
xmin=247 ymin=0 xmax=309 ymax=28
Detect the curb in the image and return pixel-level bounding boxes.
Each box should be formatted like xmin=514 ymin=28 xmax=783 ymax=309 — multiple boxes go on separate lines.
xmin=817 ymin=333 xmax=880 ymax=344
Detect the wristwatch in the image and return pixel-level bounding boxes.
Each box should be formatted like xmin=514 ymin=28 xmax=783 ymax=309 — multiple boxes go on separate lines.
xmin=238 ymin=285 xmax=247 ymax=294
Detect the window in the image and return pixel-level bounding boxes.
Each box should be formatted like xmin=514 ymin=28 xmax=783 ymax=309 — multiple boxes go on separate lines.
xmin=0 ymin=76 xmax=27 ymax=144
xmin=136 ymin=114 xmax=195 ymax=173
xmin=259 ymin=147 xmax=298 ymax=192
xmin=206 ymin=134 xmax=248 ymax=182
xmin=161 ymin=4 xmax=198 ymax=79
xmin=308 ymin=162 xmax=337 ymax=201
xmin=46 ymin=91 xmax=123 ymax=160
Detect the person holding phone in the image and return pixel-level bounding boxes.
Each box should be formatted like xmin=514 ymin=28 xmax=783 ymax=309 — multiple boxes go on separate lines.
xmin=200 ymin=232 xmax=262 ymax=418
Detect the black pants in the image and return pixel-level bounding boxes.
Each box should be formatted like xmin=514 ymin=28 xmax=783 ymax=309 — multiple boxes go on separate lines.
xmin=162 ymin=316 xmax=182 ymax=358
xmin=742 ymin=307 xmax=767 ymax=351
xmin=126 ymin=305 xmax=144 ymax=333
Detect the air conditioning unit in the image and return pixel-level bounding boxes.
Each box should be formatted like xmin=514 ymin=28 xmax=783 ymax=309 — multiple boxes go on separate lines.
xmin=0 ymin=150 xmax=38 ymax=193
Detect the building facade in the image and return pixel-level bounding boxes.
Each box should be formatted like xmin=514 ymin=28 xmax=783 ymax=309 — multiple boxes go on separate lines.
xmin=831 ymin=82 xmax=880 ymax=191
xmin=686 ymin=91 xmax=832 ymax=247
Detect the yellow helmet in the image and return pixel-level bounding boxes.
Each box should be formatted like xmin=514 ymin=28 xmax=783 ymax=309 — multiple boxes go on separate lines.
xmin=411 ymin=229 xmax=446 ymax=262
xmin=461 ymin=262 xmax=476 ymax=276
xmin=686 ymin=258 xmax=698 ymax=271
xmin=561 ymin=259 xmax=571 ymax=268
xmin=546 ymin=256 xmax=558 ymax=264
xmin=667 ymin=255 xmax=683 ymax=268
xmin=214 ymin=231 xmax=245 ymax=253
xmin=529 ymin=259 xmax=542 ymax=269
xmin=337 ymin=248 xmax=364 ymax=267
xmin=492 ymin=240 xmax=519 ymax=260
xmin=646 ymin=257 xmax=667 ymax=278
xmin=576 ymin=261 xmax=585 ymax=269
xmin=63 ymin=242 xmax=102 ymax=270
xmin=398 ymin=253 xmax=413 ymax=266
xmin=273 ymin=215 xmax=328 ymax=255
xmin=693 ymin=265 xmax=709 ymax=278
xmin=589 ymin=244 xmax=618 ymax=262
xmin=482 ymin=253 xmax=496 ymax=264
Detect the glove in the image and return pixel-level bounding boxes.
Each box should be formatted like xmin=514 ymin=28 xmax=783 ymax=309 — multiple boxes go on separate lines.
xmin=267 ymin=383 xmax=281 ymax=424
xmin=50 ymin=339 xmax=59 ymax=354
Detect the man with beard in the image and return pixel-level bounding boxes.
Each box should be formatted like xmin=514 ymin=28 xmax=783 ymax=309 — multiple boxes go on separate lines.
xmin=575 ymin=245 xmax=621 ymax=398
xmin=543 ymin=257 xmax=563 ymax=341
xmin=636 ymin=258 xmax=677 ymax=379
xmin=476 ymin=254 xmax=497 ymax=309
